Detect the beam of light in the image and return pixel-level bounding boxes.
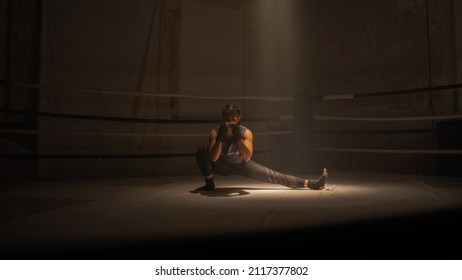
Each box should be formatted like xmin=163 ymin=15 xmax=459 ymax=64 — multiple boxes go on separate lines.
xmin=253 ymin=0 xmax=303 ymax=96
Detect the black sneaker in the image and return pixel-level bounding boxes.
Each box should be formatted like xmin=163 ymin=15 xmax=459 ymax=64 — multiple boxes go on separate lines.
xmin=190 ymin=185 xmax=215 ymax=193
xmin=309 ymin=168 xmax=328 ymax=190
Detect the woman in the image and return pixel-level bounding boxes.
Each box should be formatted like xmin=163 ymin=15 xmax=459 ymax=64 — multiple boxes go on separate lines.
xmin=192 ymin=104 xmax=328 ymax=193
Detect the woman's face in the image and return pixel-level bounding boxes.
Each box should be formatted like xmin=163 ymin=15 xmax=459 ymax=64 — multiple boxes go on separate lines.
xmin=224 ymin=115 xmax=241 ymax=126
xmin=224 ymin=115 xmax=241 ymax=137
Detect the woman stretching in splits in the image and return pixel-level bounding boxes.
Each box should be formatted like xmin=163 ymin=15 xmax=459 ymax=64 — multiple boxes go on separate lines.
xmin=192 ymin=104 xmax=328 ymax=193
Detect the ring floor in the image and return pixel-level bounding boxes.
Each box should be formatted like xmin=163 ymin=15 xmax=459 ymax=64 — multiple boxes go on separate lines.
xmin=1 ymin=170 xmax=462 ymax=260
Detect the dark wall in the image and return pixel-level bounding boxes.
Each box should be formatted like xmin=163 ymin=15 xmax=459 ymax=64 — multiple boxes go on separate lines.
xmin=1 ymin=0 xmax=460 ymax=182
xmin=298 ymin=0 xmax=459 ymax=175
xmin=1 ymin=0 xmax=40 ymax=182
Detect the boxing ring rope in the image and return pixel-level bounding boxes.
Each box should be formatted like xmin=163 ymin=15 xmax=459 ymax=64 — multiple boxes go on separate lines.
xmin=2 ymin=82 xmax=462 ymax=159
xmin=10 ymin=82 xmax=293 ymax=102
xmin=1 ymin=82 xmax=294 ymax=159
xmin=315 ymin=148 xmax=462 ymax=155
xmin=0 ymin=108 xmax=292 ymax=124
xmin=0 ymin=128 xmax=293 ymax=137
xmin=311 ymin=83 xmax=462 ymax=156
xmin=313 ymin=114 xmax=462 ymax=122
xmin=314 ymin=83 xmax=462 ymax=100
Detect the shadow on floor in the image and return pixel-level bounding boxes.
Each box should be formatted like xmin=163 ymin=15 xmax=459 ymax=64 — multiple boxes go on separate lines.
xmin=189 ymin=187 xmax=323 ymax=197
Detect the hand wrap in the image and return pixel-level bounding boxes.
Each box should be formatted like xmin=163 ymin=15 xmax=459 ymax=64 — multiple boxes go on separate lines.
xmin=216 ymin=124 xmax=226 ymax=142
xmin=231 ymin=124 xmax=242 ymax=143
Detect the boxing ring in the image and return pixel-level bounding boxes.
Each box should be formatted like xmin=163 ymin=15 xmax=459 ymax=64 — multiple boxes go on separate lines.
xmin=1 ymin=82 xmax=462 ymax=260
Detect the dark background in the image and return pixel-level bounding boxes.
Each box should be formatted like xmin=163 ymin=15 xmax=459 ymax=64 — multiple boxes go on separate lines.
xmin=1 ymin=0 xmax=461 ymax=184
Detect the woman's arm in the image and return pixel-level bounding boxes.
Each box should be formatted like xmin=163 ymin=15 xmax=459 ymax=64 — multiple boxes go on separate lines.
xmin=208 ymin=129 xmax=223 ymax=162
xmin=236 ymin=129 xmax=253 ymax=161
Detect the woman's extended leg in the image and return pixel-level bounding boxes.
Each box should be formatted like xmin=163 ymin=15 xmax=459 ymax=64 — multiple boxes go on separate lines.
xmin=239 ymin=160 xmax=328 ymax=190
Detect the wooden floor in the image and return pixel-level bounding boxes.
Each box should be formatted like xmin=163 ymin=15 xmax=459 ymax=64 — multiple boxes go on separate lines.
xmin=1 ymin=170 xmax=462 ymax=260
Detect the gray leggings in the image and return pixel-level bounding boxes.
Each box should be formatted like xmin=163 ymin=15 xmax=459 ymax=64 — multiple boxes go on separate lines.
xmin=195 ymin=146 xmax=306 ymax=188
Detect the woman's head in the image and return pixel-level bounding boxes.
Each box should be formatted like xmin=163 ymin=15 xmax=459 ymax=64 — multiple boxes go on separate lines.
xmin=222 ymin=104 xmax=241 ymax=123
